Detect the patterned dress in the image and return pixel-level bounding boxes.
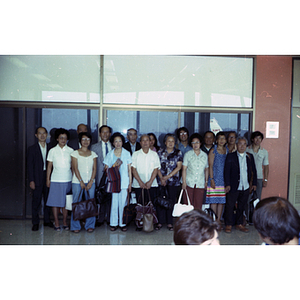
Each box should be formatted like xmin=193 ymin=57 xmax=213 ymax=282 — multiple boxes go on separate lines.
xmin=206 ymin=145 xmax=228 ymax=204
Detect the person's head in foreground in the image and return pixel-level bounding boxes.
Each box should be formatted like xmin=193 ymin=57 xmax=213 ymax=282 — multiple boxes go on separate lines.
xmin=173 ymin=209 xmax=220 ymax=245
xmin=253 ymin=197 xmax=300 ymax=245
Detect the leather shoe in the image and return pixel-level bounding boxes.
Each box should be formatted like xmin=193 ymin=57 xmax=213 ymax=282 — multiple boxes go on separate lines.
xmin=236 ymin=224 xmax=249 ymax=233
xmin=44 ymin=222 xmax=54 ymax=228
xmin=32 ymin=224 xmax=39 ymax=231
xmin=225 ymin=225 xmax=232 ymax=233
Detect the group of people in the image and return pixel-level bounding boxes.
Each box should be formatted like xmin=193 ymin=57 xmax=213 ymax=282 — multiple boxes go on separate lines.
xmin=28 ymin=123 xmax=270 ymax=236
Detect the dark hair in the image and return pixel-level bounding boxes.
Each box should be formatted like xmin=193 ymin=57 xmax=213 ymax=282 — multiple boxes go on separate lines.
xmin=110 ymin=132 xmax=125 ymax=146
xmin=78 ymin=132 xmax=92 ymax=144
xmin=215 ymin=131 xmax=226 ymax=145
xmin=173 ymin=209 xmax=218 ymax=245
xmin=55 ymin=128 xmax=70 ymax=140
xmin=188 ymin=133 xmax=203 ymax=147
xmin=163 ymin=133 xmax=177 ymax=145
xmin=99 ymin=125 xmax=112 ymax=134
xmin=251 ymin=131 xmax=264 ymax=142
xmin=148 ymin=132 xmax=159 ymax=151
xmin=203 ymin=131 xmax=215 ymax=138
xmin=176 ymin=127 xmax=189 ymax=140
xmin=253 ymin=197 xmax=300 ymax=245
xmin=226 ymin=131 xmax=237 ymax=139
xmin=35 ymin=126 xmax=47 ymax=134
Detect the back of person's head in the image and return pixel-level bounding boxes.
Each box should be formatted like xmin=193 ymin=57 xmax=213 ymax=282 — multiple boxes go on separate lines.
xmin=173 ymin=209 xmax=219 ymax=245
xmin=253 ymin=197 xmax=300 ymax=245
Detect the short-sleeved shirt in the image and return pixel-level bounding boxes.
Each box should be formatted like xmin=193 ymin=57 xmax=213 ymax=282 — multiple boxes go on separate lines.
xmin=183 ymin=149 xmax=208 ymax=188
xmin=178 ymin=142 xmax=192 ymax=157
xmin=246 ymin=146 xmax=269 ymax=179
xmin=131 ymin=148 xmax=161 ymax=188
xmin=157 ymin=148 xmax=183 ymax=186
xmin=104 ymin=148 xmax=132 ymax=189
xmin=47 ymin=144 xmax=74 ymax=182
xmin=71 ymin=150 xmax=98 ymax=184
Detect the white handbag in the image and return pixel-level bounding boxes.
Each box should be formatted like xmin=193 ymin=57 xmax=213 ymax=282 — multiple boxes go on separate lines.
xmin=172 ymin=189 xmax=194 ymax=217
xmin=65 ymin=194 xmax=73 ymax=211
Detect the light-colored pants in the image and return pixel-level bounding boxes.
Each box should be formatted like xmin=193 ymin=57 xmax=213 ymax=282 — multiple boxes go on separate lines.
xmin=110 ymin=189 xmax=128 ymax=227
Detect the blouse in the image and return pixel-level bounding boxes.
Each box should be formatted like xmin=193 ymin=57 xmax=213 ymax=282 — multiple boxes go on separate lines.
xmin=47 ymin=144 xmax=73 ymax=182
xmin=104 ymin=148 xmax=132 ymax=189
xmin=183 ymin=149 xmax=208 ymax=188
xmin=71 ymin=150 xmax=98 ymax=184
xmin=157 ymin=148 xmax=183 ymax=186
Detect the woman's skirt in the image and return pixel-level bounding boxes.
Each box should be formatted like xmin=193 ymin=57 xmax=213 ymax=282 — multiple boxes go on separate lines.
xmin=206 ymin=186 xmax=226 ymax=204
xmin=46 ymin=181 xmax=72 ymax=207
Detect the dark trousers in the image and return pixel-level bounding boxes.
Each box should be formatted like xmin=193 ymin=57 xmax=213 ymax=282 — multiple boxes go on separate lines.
xmin=97 ymin=198 xmax=112 ymax=224
xmin=225 ymin=189 xmax=249 ymax=226
xmin=31 ymin=171 xmax=51 ymax=225
xmin=134 ymin=187 xmax=158 ymax=205
xmin=156 ymin=185 xmax=180 ymax=225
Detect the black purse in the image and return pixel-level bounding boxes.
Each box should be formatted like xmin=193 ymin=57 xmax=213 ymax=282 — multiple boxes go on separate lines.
xmin=122 ymin=192 xmax=137 ymax=225
xmin=72 ymin=190 xmax=99 ymax=221
xmin=95 ymin=171 xmax=112 ymax=204
xmin=153 ymin=185 xmax=172 ymax=209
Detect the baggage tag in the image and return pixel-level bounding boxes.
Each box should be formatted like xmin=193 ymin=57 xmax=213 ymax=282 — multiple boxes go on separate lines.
xmin=130 ymin=191 xmax=137 ymax=204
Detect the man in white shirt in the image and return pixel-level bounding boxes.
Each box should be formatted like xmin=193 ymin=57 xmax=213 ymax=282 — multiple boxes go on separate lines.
xmin=132 ymin=134 xmax=161 ymax=206
xmin=27 ymin=127 xmax=53 ymax=231
xmin=123 ymin=128 xmax=141 ymax=155
xmin=91 ymin=125 xmax=112 ymax=225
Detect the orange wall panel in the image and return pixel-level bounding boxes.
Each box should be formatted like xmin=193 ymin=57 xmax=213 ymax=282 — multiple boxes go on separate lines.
xmin=255 ymin=56 xmax=292 ymax=199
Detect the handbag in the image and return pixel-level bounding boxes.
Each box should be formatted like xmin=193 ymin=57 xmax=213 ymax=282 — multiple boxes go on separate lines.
xmin=65 ymin=193 xmax=73 ymax=211
xmin=153 ymin=185 xmax=172 ymax=209
xmin=106 ymin=166 xmax=121 ymax=193
xmin=143 ymin=214 xmax=154 ymax=232
xmin=248 ymin=190 xmax=260 ymax=224
xmin=204 ymin=207 xmax=218 ymax=221
xmin=122 ymin=192 xmax=137 ymax=225
xmin=172 ymin=189 xmax=194 ymax=217
xmin=135 ymin=189 xmax=158 ymax=231
xmin=72 ymin=190 xmax=99 ymax=221
xmin=95 ymin=171 xmax=112 ymax=204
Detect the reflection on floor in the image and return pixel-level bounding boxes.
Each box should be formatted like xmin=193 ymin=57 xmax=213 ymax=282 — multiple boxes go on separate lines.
xmin=0 ymin=219 xmax=262 ymax=245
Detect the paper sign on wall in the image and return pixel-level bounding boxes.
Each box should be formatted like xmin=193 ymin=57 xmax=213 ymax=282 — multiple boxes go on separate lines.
xmin=266 ymin=121 xmax=279 ymax=138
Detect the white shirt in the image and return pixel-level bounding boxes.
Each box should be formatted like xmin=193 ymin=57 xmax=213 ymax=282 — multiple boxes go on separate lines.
xmin=47 ymin=144 xmax=73 ymax=182
xmin=102 ymin=140 xmax=112 ymax=159
xmin=247 ymin=146 xmax=269 ymax=179
xmin=237 ymin=152 xmax=249 ymax=191
xmin=38 ymin=142 xmax=47 ymax=171
xmin=131 ymin=148 xmax=161 ymax=188
xmin=71 ymin=150 xmax=98 ymax=184
xmin=183 ymin=150 xmax=208 ymax=188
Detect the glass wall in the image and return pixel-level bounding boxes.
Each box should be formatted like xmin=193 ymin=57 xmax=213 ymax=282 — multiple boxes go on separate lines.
xmin=103 ymin=55 xmax=253 ymax=107
xmin=0 ymin=55 xmax=100 ymax=102
xmin=289 ymin=59 xmax=300 ymax=209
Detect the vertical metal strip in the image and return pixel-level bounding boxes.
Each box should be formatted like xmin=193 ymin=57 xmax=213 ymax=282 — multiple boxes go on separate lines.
xmin=99 ymin=55 xmax=104 ymax=141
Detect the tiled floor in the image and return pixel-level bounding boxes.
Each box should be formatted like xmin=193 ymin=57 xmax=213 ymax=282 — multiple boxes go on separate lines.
xmin=0 ymin=219 xmax=262 ymax=245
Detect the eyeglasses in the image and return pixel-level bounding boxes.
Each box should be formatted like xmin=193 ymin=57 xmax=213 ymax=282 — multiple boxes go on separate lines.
xmin=191 ymin=141 xmax=200 ymax=144
xmin=180 ymin=132 xmax=187 ymax=136
xmin=82 ymin=138 xmax=90 ymax=141
xmin=58 ymin=137 xmax=67 ymax=140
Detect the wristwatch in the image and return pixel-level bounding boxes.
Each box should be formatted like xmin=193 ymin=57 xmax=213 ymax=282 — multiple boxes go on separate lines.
xmin=264 ymin=179 xmax=268 ymax=181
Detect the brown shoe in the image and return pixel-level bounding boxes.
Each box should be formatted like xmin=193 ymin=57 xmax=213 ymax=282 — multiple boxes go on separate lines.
xmin=236 ymin=224 xmax=249 ymax=233
xmin=225 ymin=225 xmax=232 ymax=233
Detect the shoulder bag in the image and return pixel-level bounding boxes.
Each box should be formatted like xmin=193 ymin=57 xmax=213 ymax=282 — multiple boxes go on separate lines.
xmin=172 ymin=189 xmax=194 ymax=217
xmin=72 ymin=190 xmax=99 ymax=221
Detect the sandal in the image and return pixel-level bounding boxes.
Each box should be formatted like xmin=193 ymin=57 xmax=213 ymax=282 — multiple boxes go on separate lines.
xmin=63 ymin=225 xmax=70 ymax=231
xmin=87 ymin=228 xmax=94 ymax=233
xmin=155 ymin=224 xmax=162 ymax=230
xmin=120 ymin=226 xmax=127 ymax=232
xmin=54 ymin=226 xmax=61 ymax=232
xmin=73 ymin=230 xmax=80 ymax=233
xmin=167 ymin=225 xmax=173 ymax=231
xmin=110 ymin=226 xmax=118 ymax=231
